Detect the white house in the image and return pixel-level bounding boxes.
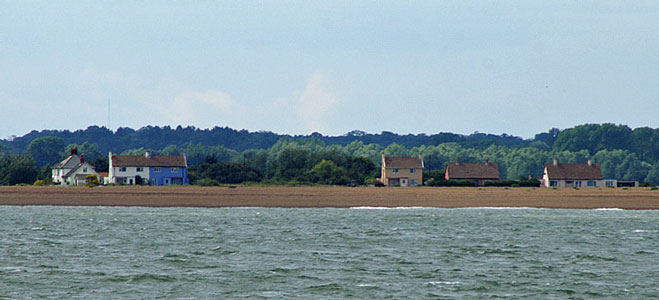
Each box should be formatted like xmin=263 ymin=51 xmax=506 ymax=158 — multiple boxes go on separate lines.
xmin=52 ymin=148 xmax=99 ymax=186
xmin=108 ymin=151 xmax=188 ymax=185
xmin=541 ymin=158 xmax=611 ymax=188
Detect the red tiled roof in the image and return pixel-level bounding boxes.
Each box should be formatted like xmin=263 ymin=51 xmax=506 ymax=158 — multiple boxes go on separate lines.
xmin=445 ymin=162 xmax=500 ymax=180
xmin=384 ymin=156 xmax=424 ymax=169
xmin=545 ymin=163 xmax=602 ymax=180
xmin=111 ymin=155 xmax=187 ymax=167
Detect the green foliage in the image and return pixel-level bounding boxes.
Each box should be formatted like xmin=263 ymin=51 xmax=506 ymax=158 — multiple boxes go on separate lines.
xmin=33 ymin=179 xmax=46 ymax=186
xmin=6 ymin=123 xmax=659 ymax=185
xmin=65 ymin=142 xmax=102 ymax=161
xmin=309 ymin=160 xmax=349 ymax=185
xmin=189 ymin=162 xmax=263 ymax=184
xmin=27 ymin=136 xmax=65 ymax=166
xmin=195 ymin=178 xmax=220 ymax=186
xmin=484 ymin=179 xmax=540 ymax=187
xmin=85 ymin=174 xmax=101 ymax=187
xmin=92 ymin=156 xmax=109 ymax=172
xmin=0 ymin=155 xmax=39 ymax=185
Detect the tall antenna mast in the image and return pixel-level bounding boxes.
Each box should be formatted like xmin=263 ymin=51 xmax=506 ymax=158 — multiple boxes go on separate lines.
xmin=107 ymin=99 xmax=111 ymax=130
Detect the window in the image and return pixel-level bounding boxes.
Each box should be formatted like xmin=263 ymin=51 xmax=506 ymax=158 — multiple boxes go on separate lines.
xmin=393 ymin=169 xmax=399 ymax=174
xmin=410 ymin=169 xmax=415 ymax=173
xmin=389 ymin=179 xmax=399 ymax=186
xmin=151 ymin=179 xmax=157 ymax=185
xmin=154 ymin=167 xmax=161 ymax=173
xmin=136 ymin=167 xmax=143 ymax=172
xmin=410 ymin=179 xmax=418 ymax=186
xmin=574 ymin=181 xmax=582 ymax=187
xmin=171 ymin=167 xmax=179 ymax=173
xmin=587 ymin=181 xmax=597 ymax=187
xmin=550 ymin=181 xmax=558 ymax=187
xmin=83 ymin=167 xmax=87 ymax=172
xmin=120 ymin=167 xmax=126 ymax=172
xmin=606 ymin=181 xmax=615 ymax=187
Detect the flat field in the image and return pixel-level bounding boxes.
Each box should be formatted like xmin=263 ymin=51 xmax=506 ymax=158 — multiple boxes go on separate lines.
xmin=1 ymin=186 xmax=659 ymax=209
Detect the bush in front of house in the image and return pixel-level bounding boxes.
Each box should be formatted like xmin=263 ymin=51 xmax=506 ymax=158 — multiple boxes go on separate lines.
xmin=85 ymin=174 xmax=101 ymax=187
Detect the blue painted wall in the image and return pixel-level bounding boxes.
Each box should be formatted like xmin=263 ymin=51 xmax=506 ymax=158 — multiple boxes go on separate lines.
xmin=148 ymin=166 xmax=189 ymax=186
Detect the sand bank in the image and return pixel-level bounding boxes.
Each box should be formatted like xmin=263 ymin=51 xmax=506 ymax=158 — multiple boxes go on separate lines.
xmin=1 ymin=186 xmax=659 ymax=209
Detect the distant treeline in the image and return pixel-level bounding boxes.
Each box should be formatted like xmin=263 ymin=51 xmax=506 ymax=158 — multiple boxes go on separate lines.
xmin=2 ymin=123 xmax=659 ymax=185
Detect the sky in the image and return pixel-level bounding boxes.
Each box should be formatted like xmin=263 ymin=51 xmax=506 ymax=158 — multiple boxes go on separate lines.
xmin=1 ymin=1 xmax=658 ymax=139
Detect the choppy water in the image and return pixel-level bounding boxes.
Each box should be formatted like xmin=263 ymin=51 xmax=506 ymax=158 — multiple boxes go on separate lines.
xmin=1 ymin=206 xmax=658 ymax=299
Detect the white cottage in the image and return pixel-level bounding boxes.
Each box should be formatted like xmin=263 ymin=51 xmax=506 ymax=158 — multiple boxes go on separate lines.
xmin=541 ymin=158 xmax=610 ymax=188
xmin=52 ymin=148 xmax=99 ymax=186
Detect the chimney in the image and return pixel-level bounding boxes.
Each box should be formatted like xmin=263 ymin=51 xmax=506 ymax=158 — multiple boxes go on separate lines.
xmin=588 ymin=159 xmax=592 ymax=166
xmin=485 ymin=157 xmax=489 ymax=165
xmin=455 ymin=158 xmax=460 ymax=165
xmin=145 ymin=151 xmax=152 ymax=158
xmin=70 ymin=147 xmax=78 ymax=156
xmin=553 ymin=157 xmax=558 ymax=166
xmin=80 ymin=154 xmax=85 ymax=164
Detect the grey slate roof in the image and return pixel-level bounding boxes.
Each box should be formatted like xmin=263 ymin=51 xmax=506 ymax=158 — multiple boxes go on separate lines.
xmin=53 ymin=154 xmax=81 ymax=169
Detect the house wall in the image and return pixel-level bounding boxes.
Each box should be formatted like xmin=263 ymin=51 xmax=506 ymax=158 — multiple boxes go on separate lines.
xmin=66 ymin=163 xmax=99 ymax=186
xmin=110 ymin=166 xmax=149 ymax=184
xmin=148 ymin=166 xmax=188 ymax=186
xmin=52 ymin=168 xmax=70 ymax=184
xmin=381 ymin=167 xmax=423 ymax=186
xmin=542 ymin=168 xmax=614 ymax=188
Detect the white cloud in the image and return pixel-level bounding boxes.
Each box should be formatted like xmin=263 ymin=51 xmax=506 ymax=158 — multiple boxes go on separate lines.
xmin=168 ymin=91 xmax=235 ymax=127
xmin=298 ymin=72 xmax=340 ymax=133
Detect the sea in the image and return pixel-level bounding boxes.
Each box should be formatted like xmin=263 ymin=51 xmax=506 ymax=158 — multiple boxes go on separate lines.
xmin=1 ymin=206 xmax=658 ymax=299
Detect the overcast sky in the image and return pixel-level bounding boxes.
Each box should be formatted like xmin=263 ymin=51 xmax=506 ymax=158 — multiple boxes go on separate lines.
xmin=1 ymin=1 xmax=658 ymax=139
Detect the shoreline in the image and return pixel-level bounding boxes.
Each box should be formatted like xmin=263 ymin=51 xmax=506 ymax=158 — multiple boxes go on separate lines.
xmin=1 ymin=186 xmax=659 ymax=209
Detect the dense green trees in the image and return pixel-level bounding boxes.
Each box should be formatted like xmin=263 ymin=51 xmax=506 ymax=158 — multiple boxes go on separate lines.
xmin=27 ymin=137 xmax=65 ymax=166
xmin=0 ymin=155 xmax=39 ymax=185
xmin=3 ymin=123 xmax=659 ymax=186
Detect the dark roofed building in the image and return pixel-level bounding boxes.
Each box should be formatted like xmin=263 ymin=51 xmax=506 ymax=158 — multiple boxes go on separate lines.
xmin=380 ymin=153 xmax=424 ymax=187
xmin=541 ymin=158 xmax=606 ymax=188
xmin=108 ymin=151 xmax=188 ymax=186
xmin=444 ymin=158 xmax=499 ymax=186
xmin=52 ymin=147 xmax=99 ymax=186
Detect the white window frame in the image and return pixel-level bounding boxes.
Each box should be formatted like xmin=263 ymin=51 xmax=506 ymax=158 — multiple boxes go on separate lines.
xmin=393 ymin=168 xmax=399 ymax=174
xmin=154 ymin=167 xmax=162 ymax=173
xmin=587 ymin=180 xmax=597 ymax=187
xmin=120 ymin=167 xmax=126 ymax=172
xmin=550 ymin=181 xmax=558 ymax=187
xmin=171 ymin=167 xmax=179 ymax=173
xmin=136 ymin=167 xmax=144 ymax=172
